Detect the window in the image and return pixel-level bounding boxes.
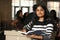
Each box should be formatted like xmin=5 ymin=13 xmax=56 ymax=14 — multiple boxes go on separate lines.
xmin=21 ymin=7 xmax=29 ymax=15
xmin=12 ymin=0 xmax=36 ymax=20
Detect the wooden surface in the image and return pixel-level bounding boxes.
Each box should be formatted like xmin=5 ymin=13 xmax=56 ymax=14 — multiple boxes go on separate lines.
xmin=4 ymin=30 xmax=31 ymax=40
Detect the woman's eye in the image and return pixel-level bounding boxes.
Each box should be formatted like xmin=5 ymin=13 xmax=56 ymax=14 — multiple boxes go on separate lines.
xmin=40 ymin=9 xmax=44 ymax=11
xmin=37 ymin=10 xmax=39 ymax=11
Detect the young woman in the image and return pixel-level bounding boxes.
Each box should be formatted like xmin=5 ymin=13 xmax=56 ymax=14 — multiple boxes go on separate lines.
xmin=23 ymin=4 xmax=56 ymax=40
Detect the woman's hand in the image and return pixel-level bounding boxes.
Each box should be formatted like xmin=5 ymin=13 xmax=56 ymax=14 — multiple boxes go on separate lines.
xmin=22 ymin=28 xmax=26 ymax=32
xmin=27 ymin=34 xmax=35 ymax=38
xmin=27 ymin=34 xmax=43 ymax=40
xmin=58 ymin=32 xmax=60 ymax=37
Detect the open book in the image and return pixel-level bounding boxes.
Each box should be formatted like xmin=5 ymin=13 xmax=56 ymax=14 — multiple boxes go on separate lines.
xmin=20 ymin=30 xmax=47 ymax=36
xmin=20 ymin=31 xmax=34 ymax=35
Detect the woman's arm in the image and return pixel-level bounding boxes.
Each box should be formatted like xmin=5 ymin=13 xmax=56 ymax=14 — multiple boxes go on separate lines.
xmin=11 ymin=19 xmax=19 ymax=30
xmin=11 ymin=19 xmax=18 ymax=26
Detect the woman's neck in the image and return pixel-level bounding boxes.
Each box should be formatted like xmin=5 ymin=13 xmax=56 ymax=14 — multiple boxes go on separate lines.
xmin=38 ymin=17 xmax=44 ymax=22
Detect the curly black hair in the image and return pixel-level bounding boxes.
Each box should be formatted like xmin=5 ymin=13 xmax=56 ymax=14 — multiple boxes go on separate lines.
xmin=50 ymin=10 xmax=56 ymax=18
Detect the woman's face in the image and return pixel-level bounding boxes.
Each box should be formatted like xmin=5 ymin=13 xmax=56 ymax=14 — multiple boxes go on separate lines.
xmin=36 ymin=6 xmax=45 ymax=18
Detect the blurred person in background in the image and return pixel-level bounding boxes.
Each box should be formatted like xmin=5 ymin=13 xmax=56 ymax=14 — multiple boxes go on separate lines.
xmin=23 ymin=4 xmax=37 ymax=25
xmin=11 ymin=10 xmax=24 ymax=30
xmin=50 ymin=10 xmax=59 ymax=23
xmin=50 ymin=10 xmax=60 ymax=40
xmin=23 ymin=12 xmax=29 ymax=22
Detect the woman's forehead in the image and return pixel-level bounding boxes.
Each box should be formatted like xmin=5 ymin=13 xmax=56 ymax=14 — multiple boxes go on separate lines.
xmin=36 ymin=6 xmax=44 ymax=9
